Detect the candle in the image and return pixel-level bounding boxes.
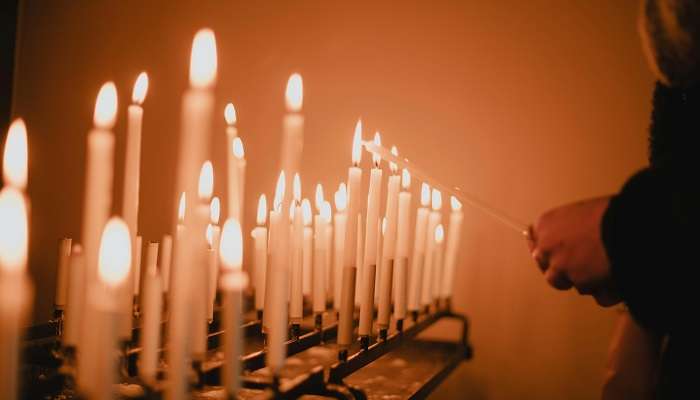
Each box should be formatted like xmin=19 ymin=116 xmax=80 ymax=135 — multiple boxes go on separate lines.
xmin=432 ymin=224 xmax=445 ymax=303
xmin=374 ymin=218 xmax=385 ymax=306
xmin=230 ymin=137 xmax=246 ymax=220
xmin=139 ymin=241 xmax=161 ymax=385
xmin=206 ymin=197 xmax=221 ymax=321
xmin=160 ymin=236 xmax=173 ymax=293
xmin=280 ymin=73 xmax=304 ymax=208
xmin=289 ymin=174 xmax=304 ymax=324
xmin=332 ymin=184 xmax=347 ymax=311
xmin=219 ymin=218 xmax=248 ymax=397
xmin=337 ymin=120 xmax=363 ymax=353
xmin=263 ymin=172 xmax=284 ymax=332
xmin=408 ymin=183 xmax=430 ymax=314
xmin=313 ymin=201 xmax=331 ymax=315
xmin=359 ymin=132 xmax=383 ymax=339
xmin=301 ymin=199 xmax=313 ymax=297
xmin=168 ymin=193 xmax=186 ymax=300
xmin=251 ymin=194 xmax=268 ymax=314
xmin=421 ymin=189 xmax=442 ymax=308
xmin=54 ymin=238 xmax=72 ymax=312
xmin=441 ymin=197 xmax=464 ymax=300
xmin=192 ymin=161 xmax=214 ymax=358
xmin=355 ymin=213 xmax=364 ymax=306
xmin=393 ymin=169 xmax=412 ymax=322
xmin=312 ymin=183 xmax=324 ymax=300
xmin=64 ymin=245 xmax=84 ymax=348
xmin=132 ymin=236 xmax=143 ymax=296
xmin=224 ymin=103 xmax=240 ymax=219
xmin=168 ymin=29 xmax=217 ymax=400
xmin=2 ymin=118 xmax=28 ymax=190
xmin=377 ymin=146 xmax=401 ymax=332
xmin=323 ymin=201 xmax=333 ymax=303
xmin=82 ymin=218 xmax=131 ymax=400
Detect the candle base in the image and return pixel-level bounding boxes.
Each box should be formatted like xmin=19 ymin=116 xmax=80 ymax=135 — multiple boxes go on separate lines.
xmin=423 ymin=305 xmax=430 ymax=315
xmin=314 ymin=313 xmax=322 ymax=331
xmin=411 ymin=310 xmax=418 ymax=322
xmin=445 ymin=297 xmax=452 ymax=310
xmin=272 ymin=373 xmax=281 ymax=394
xmin=291 ymin=323 xmax=301 ymax=340
xmin=359 ymin=335 xmax=370 ymax=351
xmin=379 ymin=328 xmax=388 ymax=341
xmin=396 ymin=319 xmax=404 ymax=333
xmin=257 ymin=309 xmax=263 ymax=321
xmin=192 ymin=360 xmax=204 ymax=388
xmin=338 ymin=349 xmax=348 ymax=362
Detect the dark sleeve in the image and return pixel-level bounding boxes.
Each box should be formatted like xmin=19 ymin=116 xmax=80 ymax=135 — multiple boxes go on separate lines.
xmin=601 ymin=168 xmax=696 ymax=335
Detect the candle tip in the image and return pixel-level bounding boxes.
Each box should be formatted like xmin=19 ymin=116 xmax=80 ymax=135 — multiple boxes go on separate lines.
xmin=352 ymin=119 xmax=363 ymax=165
xmin=210 ymin=196 xmax=221 ymax=224
xmin=189 ymin=28 xmax=218 ymax=88
xmin=273 ymin=171 xmax=286 ymax=210
xmin=450 ymin=196 xmax=462 ymax=211
xmin=334 ymin=183 xmax=347 ymax=212
xmin=301 ymin=198 xmax=313 ymax=226
xmin=0 ymin=187 xmax=28 ymax=273
xmin=98 ymin=217 xmax=131 ymax=287
xmin=421 ymin=183 xmax=431 ymax=207
xmin=93 ymin=82 xmax=118 ymax=129
xmin=285 ymin=73 xmax=303 ymax=112
xmin=431 ymin=189 xmax=442 ymax=211
xmin=219 ymin=218 xmax=243 ymax=270
xmin=321 ymin=200 xmax=332 ymax=222
xmin=401 ymin=169 xmax=411 ymax=189
xmin=293 ymin=173 xmax=302 ymax=202
xmin=389 ymin=145 xmax=399 ymax=173
xmin=434 ymin=224 xmax=444 ymax=243
xmin=178 ymin=192 xmax=186 ymax=222
xmin=372 ymin=132 xmax=382 ymax=166
xmin=198 ymin=161 xmax=214 ymax=201
xmin=3 ymin=118 xmax=28 ymax=190
xmin=132 ymin=72 xmax=149 ymax=105
xmin=224 ymin=103 xmax=237 ymax=125
xmin=256 ymin=194 xmax=267 ymax=225
xmin=232 ymin=137 xmax=245 ymax=159
xmin=314 ymin=183 xmax=324 ymax=211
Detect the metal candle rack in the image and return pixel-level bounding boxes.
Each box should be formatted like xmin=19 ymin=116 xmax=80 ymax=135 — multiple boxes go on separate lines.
xmin=21 ymin=297 xmax=472 ymax=399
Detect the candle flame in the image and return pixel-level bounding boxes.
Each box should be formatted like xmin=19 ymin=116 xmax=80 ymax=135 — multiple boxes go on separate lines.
xmin=273 ymin=171 xmax=285 ymax=210
xmin=389 ymin=145 xmax=398 ymax=173
xmin=421 ymin=183 xmax=431 ymax=207
xmin=334 ymin=183 xmax=347 ymax=212
xmin=224 ymin=103 xmax=237 ymax=125
xmin=450 ymin=196 xmax=462 ymax=211
xmin=178 ymin=192 xmax=186 ymax=222
xmin=206 ymin=223 xmax=214 ymax=248
xmin=189 ymin=28 xmax=218 ymax=88
xmin=321 ymin=201 xmax=332 ymax=222
xmin=401 ymin=169 xmax=411 ymax=190
xmin=434 ymin=224 xmax=444 ymax=243
xmin=232 ymin=137 xmax=245 ymax=159
xmin=0 ymin=187 xmax=28 ymax=273
xmin=301 ymin=198 xmax=312 ymax=226
xmin=285 ymin=73 xmax=303 ymax=112
xmin=256 ymin=194 xmax=267 ymax=225
xmin=314 ymin=183 xmax=324 ymax=211
xmin=293 ymin=173 xmax=302 ymax=202
xmin=219 ymin=218 xmax=243 ymax=270
xmin=131 ymin=72 xmax=149 ymax=105
xmin=210 ymin=196 xmax=221 ymax=224
xmin=381 ymin=217 xmax=387 ymax=236
xmin=352 ymin=119 xmax=362 ymax=165
xmin=431 ymin=189 xmax=442 ymax=211
xmin=3 ymin=118 xmax=28 ymax=190
xmin=98 ymin=217 xmax=131 ymax=287
xmin=198 ymin=161 xmax=214 ymax=201
xmin=372 ymin=132 xmax=382 ymax=166
xmin=93 ymin=82 xmax=118 ymax=129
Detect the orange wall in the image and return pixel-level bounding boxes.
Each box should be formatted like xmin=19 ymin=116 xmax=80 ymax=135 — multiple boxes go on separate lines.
xmin=10 ymin=1 xmax=653 ymax=398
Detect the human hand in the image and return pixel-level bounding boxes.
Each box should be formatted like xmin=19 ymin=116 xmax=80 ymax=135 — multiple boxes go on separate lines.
xmin=529 ymin=196 xmax=621 ymax=306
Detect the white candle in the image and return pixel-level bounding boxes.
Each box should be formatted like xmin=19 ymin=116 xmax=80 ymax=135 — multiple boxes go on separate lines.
xmin=408 ymin=183 xmax=431 ymax=313
xmin=442 ymin=197 xmax=464 ymax=299
xmin=432 ymin=224 xmax=445 ymax=302
xmin=54 ymin=238 xmax=72 ymax=310
xmin=323 ymin=202 xmax=333 ymax=303
xmin=64 ymin=245 xmax=84 ymax=347
xmin=192 ymin=161 xmax=214 ymax=358
xmin=374 ymin=218 xmax=385 ymax=306
xmin=224 ymin=103 xmax=239 ymax=219
xmin=338 ymin=121 xmax=363 ymax=351
xmin=289 ymin=174 xmax=304 ymax=323
xmin=206 ymin=197 xmax=221 ymax=321
xmin=393 ymin=169 xmax=412 ymax=321
xmin=230 ymin=137 xmax=246 ymax=220
xmin=139 ymin=241 xmax=161 ymax=385
xmin=421 ymin=189 xmax=442 ymax=307
xmin=377 ymin=148 xmax=400 ymax=330
xmin=313 ymin=202 xmax=331 ymax=314
xmin=251 ymin=194 xmax=268 ymax=313
xmin=332 ymin=184 xmax=347 ymax=311
xmin=160 ymin=235 xmax=173 ymax=293
xmin=280 ymin=74 xmax=304 ymax=208
xmin=219 ymin=218 xmax=247 ymax=397
xmin=132 ymin=235 xmax=143 ymax=295
xmin=301 ymin=199 xmax=313 ymax=297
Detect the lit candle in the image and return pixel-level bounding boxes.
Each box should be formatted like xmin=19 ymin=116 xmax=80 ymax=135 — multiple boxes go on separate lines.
xmin=441 ymin=197 xmax=464 ymax=301
xmin=332 ymin=184 xmax=347 ymax=311
xmin=280 ymin=73 xmax=304 ymax=208
xmin=301 ymin=199 xmax=313 ymax=298
xmin=432 ymin=224 xmax=445 ymax=303
xmin=312 ymin=183 xmax=323 ymax=299
xmin=313 ymin=201 xmax=331 ymax=317
xmin=206 ymin=197 xmax=221 ymax=321
xmin=359 ymin=132 xmax=383 ymax=340
xmin=2 ymin=118 xmax=28 ymax=190
xmin=393 ymin=169 xmax=412 ymax=323
xmin=251 ymin=194 xmax=268 ymax=315
xmin=192 ymin=161 xmax=214 ymax=358
xmin=160 ymin=235 xmax=173 ymax=293
xmin=323 ymin=201 xmax=333 ymax=304
xmin=64 ymin=245 xmax=84 ymax=348
xmin=168 ymin=192 xmax=186 ymax=303
xmin=132 ymin=236 xmax=143 ymax=296
xmin=421 ymin=189 xmax=442 ymax=309
xmin=139 ymin=241 xmax=161 ymax=385
xmin=289 ymin=174 xmax=304 ymax=325
xmin=408 ymin=183 xmax=431 ymax=316
xmin=377 ymin=147 xmax=401 ymax=333
xmin=230 ymin=136 xmax=246 ymax=220
xmin=54 ymin=238 xmax=72 ymax=312
xmin=224 ymin=103 xmax=239 ymax=219
xmin=219 ymin=218 xmax=248 ymax=397
xmin=338 ymin=120 xmax=363 ymax=355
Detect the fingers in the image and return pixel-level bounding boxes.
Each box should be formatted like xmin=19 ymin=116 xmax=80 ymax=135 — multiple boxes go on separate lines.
xmin=544 ymin=264 xmax=574 ymax=290
xmin=531 ymin=248 xmax=550 ymax=272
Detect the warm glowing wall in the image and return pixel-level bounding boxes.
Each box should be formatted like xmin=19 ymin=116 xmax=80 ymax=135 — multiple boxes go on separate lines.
xmin=10 ymin=1 xmax=652 ymax=398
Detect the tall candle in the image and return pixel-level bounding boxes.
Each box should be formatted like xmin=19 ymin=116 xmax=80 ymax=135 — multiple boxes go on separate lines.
xmin=323 ymin=202 xmax=333 ymax=302
xmin=132 ymin=236 xmax=143 ymax=295
xmin=64 ymin=245 xmax=84 ymax=347
xmin=432 ymin=224 xmax=445 ymax=302
xmin=251 ymin=194 xmax=268 ymax=314
xmin=377 ymin=147 xmax=400 ymax=331
xmin=332 ymin=184 xmax=347 ymax=311
xmin=263 ymin=172 xmax=285 ymax=333
xmin=338 ymin=120 xmax=363 ymax=352
xmin=230 ymin=137 xmax=246 ymax=220
xmin=301 ymin=199 xmax=313 ymax=297
xmin=393 ymin=169 xmax=412 ymax=321
xmin=408 ymin=183 xmax=431 ymax=313
xmin=192 ymin=161 xmax=214 ymax=358
xmin=442 ymin=197 xmax=464 ymax=300
xmin=280 ymin=74 xmax=304 ymax=208
xmin=224 ymin=103 xmax=240 ymax=219
xmin=421 ymin=189 xmax=442 ymax=308
xmin=313 ymin=201 xmax=331 ymax=315
xmin=139 ymin=241 xmax=161 ymax=385
xmin=168 ymin=29 xmax=217 ymax=400
xmin=206 ymin=197 xmax=221 ymax=321
xmin=289 ymin=174 xmax=304 ymax=324
xmin=160 ymin=234 xmax=173 ymax=293
xmin=219 ymin=218 xmax=247 ymax=397
xmin=374 ymin=218 xmax=385 ymax=306
xmin=54 ymin=238 xmax=72 ymax=311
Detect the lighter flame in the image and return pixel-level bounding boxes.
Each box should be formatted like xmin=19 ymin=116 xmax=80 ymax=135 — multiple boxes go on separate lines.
xmin=232 ymin=137 xmax=245 ymax=159
xmin=321 ymin=201 xmax=332 ymax=222
xmin=177 ymin=192 xmax=186 ymax=222
xmin=351 ymin=119 xmax=363 ymax=165
xmin=431 ymin=189 xmax=442 ymax=211
xmin=372 ymin=132 xmax=382 ymax=166
xmin=273 ymin=171 xmax=285 ymax=210
xmin=421 ymin=183 xmax=431 ymax=207
xmin=206 ymin=223 xmax=214 ymax=248
xmin=334 ymin=183 xmax=347 ymax=212
xmin=314 ymin=183 xmax=324 ymax=211
xmin=210 ymin=197 xmax=221 ymax=224
xmin=3 ymin=119 xmax=28 ymax=189
xmin=219 ymin=218 xmax=243 ymax=270
xmin=434 ymin=224 xmax=444 ymax=243
xmin=189 ymin=28 xmax=218 ymax=88
xmin=301 ymin=198 xmax=312 ymax=226
xmin=224 ymin=103 xmax=237 ymax=125
xmin=93 ymin=82 xmax=118 ymax=129
xmin=98 ymin=217 xmax=131 ymax=287
xmin=0 ymin=188 xmax=28 ymax=273
xmin=198 ymin=161 xmax=214 ymax=201
xmin=285 ymin=73 xmax=303 ymax=112
xmin=389 ymin=146 xmax=398 ymax=173
xmin=401 ymin=169 xmax=411 ymax=190
xmin=293 ymin=173 xmax=302 ymax=202
xmin=450 ymin=196 xmax=462 ymax=211
xmin=132 ymin=72 xmax=149 ymax=105
xmin=256 ymin=194 xmax=267 ymax=225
